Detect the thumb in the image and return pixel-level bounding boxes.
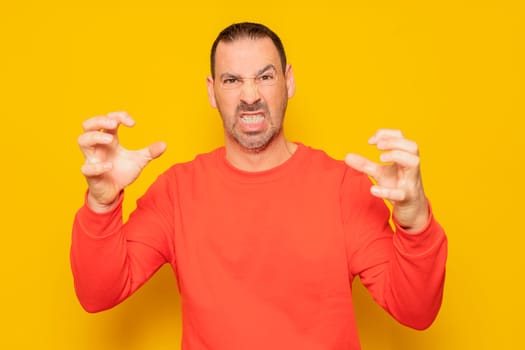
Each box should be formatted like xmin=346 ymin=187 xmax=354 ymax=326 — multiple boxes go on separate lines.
xmin=139 ymin=141 xmax=167 ymax=160
xmin=345 ymin=153 xmax=376 ymax=177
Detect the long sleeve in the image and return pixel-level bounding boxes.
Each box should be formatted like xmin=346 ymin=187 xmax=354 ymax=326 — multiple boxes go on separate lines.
xmin=70 ymin=172 xmax=176 ymax=313
xmin=343 ymin=169 xmax=447 ymax=330
xmin=70 ymin=145 xmax=447 ymax=349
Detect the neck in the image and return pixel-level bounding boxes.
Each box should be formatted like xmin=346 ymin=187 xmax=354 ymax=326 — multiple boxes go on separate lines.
xmin=224 ymin=135 xmax=297 ymax=172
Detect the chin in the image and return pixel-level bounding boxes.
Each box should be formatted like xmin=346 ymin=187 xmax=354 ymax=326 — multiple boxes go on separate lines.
xmin=229 ymin=124 xmax=282 ymax=153
xmin=237 ymin=133 xmax=276 ymax=153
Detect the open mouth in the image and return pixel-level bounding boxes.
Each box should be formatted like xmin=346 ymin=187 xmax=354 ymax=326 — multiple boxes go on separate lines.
xmin=240 ymin=114 xmax=265 ymax=124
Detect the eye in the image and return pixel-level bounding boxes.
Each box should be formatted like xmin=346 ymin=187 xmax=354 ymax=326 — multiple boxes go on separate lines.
xmin=256 ymin=72 xmax=276 ymax=85
xmin=223 ymin=77 xmax=240 ymax=85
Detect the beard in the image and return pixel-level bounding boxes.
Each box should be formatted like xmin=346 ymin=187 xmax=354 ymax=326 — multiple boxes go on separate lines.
xmin=230 ymin=125 xmax=280 ymax=152
xmin=221 ymin=100 xmax=285 ymax=153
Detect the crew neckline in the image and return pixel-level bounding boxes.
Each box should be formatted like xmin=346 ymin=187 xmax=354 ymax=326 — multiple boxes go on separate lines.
xmin=214 ymin=142 xmax=308 ymax=184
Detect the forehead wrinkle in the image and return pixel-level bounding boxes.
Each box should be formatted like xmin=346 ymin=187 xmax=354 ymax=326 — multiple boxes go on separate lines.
xmin=219 ymin=64 xmax=276 ymax=80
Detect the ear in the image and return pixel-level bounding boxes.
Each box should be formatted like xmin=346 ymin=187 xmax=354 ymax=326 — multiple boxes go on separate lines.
xmin=285 ymin=64 xmax=296 ymax=99
xmin=206 ymin=76 xmax=217 ymax=108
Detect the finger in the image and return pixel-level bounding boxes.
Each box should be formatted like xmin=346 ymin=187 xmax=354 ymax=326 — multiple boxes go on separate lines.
xmin=82 ymin=116 xmax=118 ymax=132
xmin=368 ymin=129 xmax=404 ymax=144
xmin=148 ymin=141 xmax=167 ymax=160
xmin=80 ymin=161 xmax=113 ymax=177
xmin=77 ymin=131 xmax=114 ymax=149
xmin=370 ymin=185 xmax=406 ymax=201
xmin=376 ymin=138 xmax=419 ymax=155
xmin=107 ymin=111 xmax=135 ymax=128
xmin=137 ymin=141 xmax=167 ymax=161
xmin=77 ymin=131 xmax=115 ymax=164
xmin=345 ymin=153 xmax=380 ymax=178
xmin=82 ymin=112 xmax=135 ymax=132
xmin=379 ymin=150 xmax=420 ymax=168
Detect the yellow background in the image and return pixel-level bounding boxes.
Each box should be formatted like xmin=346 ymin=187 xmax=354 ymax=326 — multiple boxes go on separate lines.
xmin=1 ymin=1 xmax=523 ymax=349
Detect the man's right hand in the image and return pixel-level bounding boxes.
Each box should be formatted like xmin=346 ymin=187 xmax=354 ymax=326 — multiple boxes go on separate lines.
xmin=78 ymin=111 xmax=167 ymax=213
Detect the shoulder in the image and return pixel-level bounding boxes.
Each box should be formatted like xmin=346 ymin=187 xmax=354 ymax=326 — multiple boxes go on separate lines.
xmin=140 ymin=148 xmax=223 ymax=200
xmin=296 ymin=144 xmax=375 ymax=195
xmin=296 ymin=143 xmax=362 ymax=178
xmin=297 ymin=143 xmax=340 ymax=167
xmin=163 ymin=147 xmax=223 ymax=174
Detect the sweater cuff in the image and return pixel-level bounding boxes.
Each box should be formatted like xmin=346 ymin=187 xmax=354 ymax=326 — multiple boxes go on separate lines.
xmin=75 ymin=190 xmax=124 ymax=239
xmin=393 ymin=201 xmax=445 ymax=256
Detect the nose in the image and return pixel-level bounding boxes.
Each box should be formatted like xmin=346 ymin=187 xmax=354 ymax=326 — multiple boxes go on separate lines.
xmin=239 ymin=79 xmax=261 ymax=105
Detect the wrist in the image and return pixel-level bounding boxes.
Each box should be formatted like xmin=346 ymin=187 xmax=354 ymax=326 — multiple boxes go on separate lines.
xmin=86 ymin=191 xmax=121 ymax=213
xmin=395 ymin=199 xmax=431 ymax=233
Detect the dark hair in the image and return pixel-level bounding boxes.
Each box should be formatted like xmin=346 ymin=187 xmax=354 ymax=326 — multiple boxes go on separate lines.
xmin=210 ymin=22 xmax=287 ymax=78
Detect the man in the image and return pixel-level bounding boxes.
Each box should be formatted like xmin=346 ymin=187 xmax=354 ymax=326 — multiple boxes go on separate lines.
xmin=71 ymin=22 xmax=447 ymax=349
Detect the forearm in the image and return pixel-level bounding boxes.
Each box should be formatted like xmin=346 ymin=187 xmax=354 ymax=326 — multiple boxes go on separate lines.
xmin=385 ymin=212 xmax=448 ymax=329
xmin=71 ymin=177 xmax=175 ymax=313
xmin=348 ymin=182 xmax=448 ymax=330
xmin=70 ymin=195 xmax=134 ymax=312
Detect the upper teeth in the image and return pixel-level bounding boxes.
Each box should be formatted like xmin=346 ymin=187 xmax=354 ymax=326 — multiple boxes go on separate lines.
xmin=241 ymin=115 xmax=264 ymax=124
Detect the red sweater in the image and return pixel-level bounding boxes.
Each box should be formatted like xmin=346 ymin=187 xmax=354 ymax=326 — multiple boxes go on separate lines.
xmin=71 ymin=143 xmax=447 ymax=350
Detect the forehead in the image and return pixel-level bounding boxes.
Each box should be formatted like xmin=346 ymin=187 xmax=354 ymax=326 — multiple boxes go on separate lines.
xmin=214 ymin=37 xmax=281 ymax=75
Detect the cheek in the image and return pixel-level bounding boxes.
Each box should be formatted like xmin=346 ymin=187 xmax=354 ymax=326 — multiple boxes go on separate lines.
xmin=267 ymin=90 xmax=288 ymax=113
xmin=215 ymin=93 xmax=239 ymax=111
xmin=215 ymin=99 xmax=239 ymax=125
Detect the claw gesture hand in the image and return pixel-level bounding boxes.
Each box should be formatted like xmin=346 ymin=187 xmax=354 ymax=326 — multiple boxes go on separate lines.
xmin=345 ymin=129 xmax=429 ymax=232
xmin=77 ymin=112 xmax=167 ymax=212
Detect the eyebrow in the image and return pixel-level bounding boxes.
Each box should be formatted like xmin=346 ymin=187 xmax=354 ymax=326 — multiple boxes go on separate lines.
xmin=219 ymin=64 xmax=277 ymax=80
xmin=257 ymin=64 xmax=277 ymax=76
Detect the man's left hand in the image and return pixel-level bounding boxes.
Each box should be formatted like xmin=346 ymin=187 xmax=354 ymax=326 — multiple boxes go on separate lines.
xmin=345 ymin=129 xmax=429 ymax=232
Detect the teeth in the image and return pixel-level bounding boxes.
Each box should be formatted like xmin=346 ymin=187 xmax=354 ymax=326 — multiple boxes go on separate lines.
xmin=240 ymin=115 xmax=264 ymax=124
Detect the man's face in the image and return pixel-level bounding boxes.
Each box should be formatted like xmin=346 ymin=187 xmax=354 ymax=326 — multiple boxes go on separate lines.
xmin=207 ymin=37 xmax=295 ymax=152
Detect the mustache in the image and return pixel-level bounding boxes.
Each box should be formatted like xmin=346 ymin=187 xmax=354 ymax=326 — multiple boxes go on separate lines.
xmin=237 ymin=101 xmax=266 ymax=113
